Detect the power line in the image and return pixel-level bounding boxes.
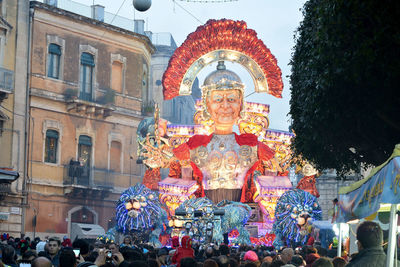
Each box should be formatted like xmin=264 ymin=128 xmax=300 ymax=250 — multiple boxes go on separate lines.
xmin=172 ymin=0 xmax=204 ymax=25
xmin=99 ymin=0 xmax=127 ymax=40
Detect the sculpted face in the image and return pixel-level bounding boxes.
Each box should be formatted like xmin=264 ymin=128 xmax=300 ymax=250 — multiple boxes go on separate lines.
xmin=206 ymin=89 xmax=242 ymax=134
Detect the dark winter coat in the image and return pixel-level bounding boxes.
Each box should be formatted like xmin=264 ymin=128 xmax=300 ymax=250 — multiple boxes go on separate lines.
xmin=346 ymin=246 xmax=386 ymax=267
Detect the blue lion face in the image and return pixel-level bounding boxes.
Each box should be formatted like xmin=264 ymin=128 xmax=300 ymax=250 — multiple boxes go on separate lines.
xmin=116 ymin=184 xmax=161 ymax=232
xmin=274 ymin=189 xmax=322 ymax=244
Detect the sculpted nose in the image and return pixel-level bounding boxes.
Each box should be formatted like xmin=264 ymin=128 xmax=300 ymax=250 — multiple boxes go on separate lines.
xmin=221 ymin=98 xmax=229 ymax=108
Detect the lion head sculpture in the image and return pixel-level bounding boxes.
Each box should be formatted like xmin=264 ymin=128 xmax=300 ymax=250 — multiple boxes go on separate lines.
xmin=273 ymin=189 xmax=322 ymax=247
xmin=116 ymin=184 xmax=165 ymax=233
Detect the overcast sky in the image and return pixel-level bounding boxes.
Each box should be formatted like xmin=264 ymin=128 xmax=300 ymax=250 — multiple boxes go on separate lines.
xmin=72 ymin=0 xmax=307 ymax=131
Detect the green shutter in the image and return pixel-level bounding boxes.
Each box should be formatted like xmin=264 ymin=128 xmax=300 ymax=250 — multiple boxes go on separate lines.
xmin=81 ymin=53 xmax=95 ymax=66
xmin=46 ymin=129 xmax=59 ymax=139
xmin=79 ymin=135 xmax=92 ymax=146
xmin=48 ymin=43 xmax=61 ymax=55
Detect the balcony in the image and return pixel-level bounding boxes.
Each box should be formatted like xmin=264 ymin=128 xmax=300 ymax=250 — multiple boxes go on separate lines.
xmin=66 ymin=99 xmax=114 ymax=118
xmin=64 ymin=88 xmax=115 ymax=118
xmin=63 ymin=163 xmax=114 ymax=198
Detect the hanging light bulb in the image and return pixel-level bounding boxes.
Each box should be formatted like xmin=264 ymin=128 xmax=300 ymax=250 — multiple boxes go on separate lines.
xmin=132 ymin=0 xmax=151 ymax=12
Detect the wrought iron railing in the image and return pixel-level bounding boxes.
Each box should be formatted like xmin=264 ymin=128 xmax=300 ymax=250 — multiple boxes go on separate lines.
xmin=65 ymin=163 xmax=114 ymax=189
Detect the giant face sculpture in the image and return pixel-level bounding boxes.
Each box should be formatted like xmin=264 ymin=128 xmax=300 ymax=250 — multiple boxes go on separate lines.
xmin=201 ymin=61 xmax=245 ymax=135
xmin=206 ymin=89 xmax=242 ymax=127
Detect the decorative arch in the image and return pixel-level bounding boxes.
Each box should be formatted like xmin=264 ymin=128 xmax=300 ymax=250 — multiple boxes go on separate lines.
xmin=162 ymin=19 xmax=283 ymax=100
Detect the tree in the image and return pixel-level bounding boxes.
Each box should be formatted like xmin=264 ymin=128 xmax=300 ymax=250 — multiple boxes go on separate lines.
xmin=289 ymin=0 xmax=400 ymax=175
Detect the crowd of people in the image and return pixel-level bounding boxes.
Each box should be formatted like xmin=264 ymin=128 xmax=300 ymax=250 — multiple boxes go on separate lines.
xmin=0 ymin=221 xmax=388 ymax=267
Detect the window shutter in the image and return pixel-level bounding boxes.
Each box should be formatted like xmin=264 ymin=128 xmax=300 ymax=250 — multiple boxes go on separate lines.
xmin=79 ymin=135 xmax=92 ymax=146
xmin=81 ymin=53 xmax=95 ymax=66
xmin=46 ymin=129 xmax=59 ymax=139
xmin=48 ymin=43 xmax=61 ymax=55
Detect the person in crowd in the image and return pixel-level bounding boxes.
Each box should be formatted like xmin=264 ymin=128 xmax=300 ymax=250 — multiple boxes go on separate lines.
xmin=31 ymin=257 xmax=52 ymax=267
xmin=217 ymin=255 xmax=230 ymax=267
xmin=157 ymin=247 xmax=170 ymax=267
xmin=203 ymin=258 xmax=218 ymax=267
xmin=20 ymin=250 xmax=38 ymax=265
xmin=1 ymin=245 xmax=17 ymax=267
xmin=46 ymin=237 xmax=61 ymax=267
xmin=331 ymin=257 xmax=346 ymax=267
xmin=59 ymin=248 xmax=77 ymax=267
xmin=72 ymin=239 xmax=91 ymax=260
xmin=172 ymin=236 xmax=195 ymax=267
xmin=346 ymin=221 xmax=386 ymax=267
xmin=219 ymin=244 xmax=230 ymax=257
xmin=121 ymin=236 xmax=132 ymax=248
xmin=290 ymin=254 xmax=305 ymax=267
xmin=229 ymin=258 xmax=239 ymax=267
xmin=61 ymin=236 xmax=72 ymax=248
xmin=243 ymin=250 xmax=260 ymax=265
xmin=108 ymin=242 xmax=119 ymax=255
xmin=180 ymin=257 xmax=197 ymax=267
xmin=311 ymin=257 xmax=333 ymax=267
xmin=305 ymin=253 xmax=320 ymax=267
xmin=205 ymin=246 xmax=214 ymax=259
xmin=36 ymin=240 xmax=47 ymax=255
xmin=269 ymin=259 xmax=285 ymax=267
xmin=280 ymin=248 xmax=294 ymax=264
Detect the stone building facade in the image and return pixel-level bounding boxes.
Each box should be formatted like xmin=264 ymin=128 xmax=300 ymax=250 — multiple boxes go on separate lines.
xmin=0 ymin=0 xmax=30 ymax=238
xmin=23 ymin=2 xmax=154 ymax=239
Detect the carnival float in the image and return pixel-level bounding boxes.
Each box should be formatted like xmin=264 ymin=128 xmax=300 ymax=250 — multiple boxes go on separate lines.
xmin=100 ymin=19 xmax=323 ymax=248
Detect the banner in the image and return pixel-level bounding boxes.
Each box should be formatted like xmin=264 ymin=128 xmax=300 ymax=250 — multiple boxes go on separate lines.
xmin=336 ymin=145 xmax=400 ymax=223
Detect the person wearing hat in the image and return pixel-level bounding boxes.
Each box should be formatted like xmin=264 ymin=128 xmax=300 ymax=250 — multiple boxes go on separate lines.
xmin=172 ymin=236 xmax=194 ymax=267
xmin=243 ymin=250 xmax=260 ymax=265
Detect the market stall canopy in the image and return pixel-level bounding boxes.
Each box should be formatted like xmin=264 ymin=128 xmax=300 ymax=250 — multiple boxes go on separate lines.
xmin=337 ymin=144 xmax=400 ymax=223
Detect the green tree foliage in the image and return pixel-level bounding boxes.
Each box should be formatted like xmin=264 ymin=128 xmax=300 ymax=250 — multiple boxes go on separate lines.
xmin=289 ymin=0 xmax=400 ymax=175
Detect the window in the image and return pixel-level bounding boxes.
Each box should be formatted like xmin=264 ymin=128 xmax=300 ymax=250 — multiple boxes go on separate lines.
xmin=78 ymin=135 xmax=92 ymax=168
xmin=45 ymin=130 xmax=59 ymax=163
xmin=110 ymin=140 xmax=121 ymax=172
xmin=47 ymin=43 xmax=61 ymax=79
xmin=80 ymin=53 xmax=94 ymax=101
xmin=111 ymin=61 xmax=123 ymax=93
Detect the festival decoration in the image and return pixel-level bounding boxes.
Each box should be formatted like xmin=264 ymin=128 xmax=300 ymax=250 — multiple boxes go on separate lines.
xmin=116 ymin=184 xmax=169 ymax=247
xmin=174 ymin=198 xmax=253 ymax=245
xmin=296 ymin=163 xmax=320 ymax=198
xmin=216 ymin=200 xmax=253 ymax=245
xmin=97 ymin=227 xmax=117 ymax=244
xmin=162 ymin=19 xmax=283 ymax=100
xmin=158 ymin=177 xmax=199 ymax=216
xmin=254 ymin=175 xmax=292 ymax=222
xmin=272 ymin=189 xmax=322 ymax=248
xmin=238 ymin=102 xmax=270 ymax=138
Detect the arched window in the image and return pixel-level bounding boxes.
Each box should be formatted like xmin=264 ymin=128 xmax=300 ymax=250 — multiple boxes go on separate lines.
xmin=47 ymin=43 xmax=61 ymax=79
xmin=45 ymin=130 xmax=59 ymax=163
xmin=110 ymin=140 xmax=122 ymax=172
xmin=111 ymin=61 xmax=123 ymax=93
xmin=80 ymin=53 xmax=94 ymax=101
